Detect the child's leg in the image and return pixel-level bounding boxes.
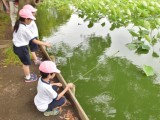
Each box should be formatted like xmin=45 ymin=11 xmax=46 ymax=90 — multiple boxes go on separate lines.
xmin=13 ymin=45 xmax=37 ymax=82
xmin=22 ymin=64 xmax=38 ymax=82
xmin=29 ymin=40 xmax=42 ymax=65
xmin=52 ymin=85 xmax=58 ymax=91
xmin=31 ymin=51 xmax=37 ymax=61
xmin=29 ymin=40 xmax=39 ymax=59
xmin=44 ymin=97 xmax=66 ymax=116
xmin=48 ymin=96 xmax=66 ymax=111
xmin=23 ymin=64 xmax=30 ymax=77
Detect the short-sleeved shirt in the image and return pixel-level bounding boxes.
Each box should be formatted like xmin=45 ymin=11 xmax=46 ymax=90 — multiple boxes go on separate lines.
xmin=34 ymin=77 xmax=58 ymax=112
xmin=12 ymin=23 xmax=35 ymax=47
xmin=27 ymin=20 xmax=39 ymax=38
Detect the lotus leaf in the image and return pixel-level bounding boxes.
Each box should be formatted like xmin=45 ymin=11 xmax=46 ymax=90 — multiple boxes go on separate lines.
xmin=143 ymin=65 xmax=154 ymax=76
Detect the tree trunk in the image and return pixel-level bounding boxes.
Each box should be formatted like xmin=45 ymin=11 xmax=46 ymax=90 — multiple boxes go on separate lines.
xmin=19 ymin=0 xmax=41 ymax=9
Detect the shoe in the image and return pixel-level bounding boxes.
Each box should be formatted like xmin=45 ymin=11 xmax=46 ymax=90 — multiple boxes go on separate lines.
xmin=25 ymin=73 xmax=38 ymax=83
xmin=44 ymin=108 xmax=60 ymax=116
xmin=34 ymin=59 xmax=42 ymax=65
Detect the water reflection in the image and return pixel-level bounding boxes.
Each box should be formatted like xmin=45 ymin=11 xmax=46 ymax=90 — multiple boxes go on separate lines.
xmin=36 ymin=4 xmax=72 ymax=38
xmin=90 ymin=92 xmax=116 ymax=118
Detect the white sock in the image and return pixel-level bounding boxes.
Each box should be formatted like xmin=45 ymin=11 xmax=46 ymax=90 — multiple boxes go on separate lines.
xmin=25 ymin=74 xmax=31 ymax=80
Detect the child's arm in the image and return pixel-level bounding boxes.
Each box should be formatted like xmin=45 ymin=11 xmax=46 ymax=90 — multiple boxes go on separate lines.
xmin=51 ymin=82 xmax=62 ymax=87
xmin=32 ymin=39 xmax=51 ymax=47
xmin=56 ymin=83 xmax=74 ymax=100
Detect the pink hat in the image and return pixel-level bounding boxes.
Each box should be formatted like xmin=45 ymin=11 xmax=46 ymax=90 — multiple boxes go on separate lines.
xmin=39 ymin=61 xmax=60 ymax=73
xmin=23 ymin=4 xmax=37 ymax=12
xmin=19 ymin=9 xmax=36 ymax=20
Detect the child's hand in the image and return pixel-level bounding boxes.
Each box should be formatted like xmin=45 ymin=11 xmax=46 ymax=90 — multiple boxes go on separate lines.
xmin=56 ymin=83 xmax=62 ymax=87
xmin=45 ymin=42 xmax=51 ymax=47
xmin=67 ymin=83 xmax=74 ymax=89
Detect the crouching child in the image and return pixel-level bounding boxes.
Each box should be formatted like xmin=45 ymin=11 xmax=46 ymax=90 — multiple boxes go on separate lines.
xmin=34 ymin=61 xmax=74 ymax=116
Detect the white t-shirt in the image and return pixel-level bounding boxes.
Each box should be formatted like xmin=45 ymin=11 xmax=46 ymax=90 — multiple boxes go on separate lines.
xmin=12 ymin=23 xmax=35 ymax=47
xmin=34 ymin=77 xmax=58 ymax=112
xmin=27 ymin=20 xmax=39 ymax=38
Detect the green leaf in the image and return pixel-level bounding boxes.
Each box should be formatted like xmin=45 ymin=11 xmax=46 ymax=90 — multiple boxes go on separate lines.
xmin=128 ymin=29 xmax=139 ymax=37
xmin=144 ymin=35 xmax=151 ymax=42
xmin=142 ymin=44 xmax=150 ymax=50
xmin=143 ymin=21 xmax=151 ymax=29
xmin=88 ymin=21 xmax=94 ymax=28
xmin=151 ymin=38 xmax=157 ymax=45
xmin=110 ymin=23 xmax=116 ymax=31
xmin=143 ymin=65 xmax=154 ymax=76
xmin=152 ymin=51 xmax=159 ymax=58
xmin=78 ymin=13 xmax=84 ymax=18
xmin=126 ymin=43 xmax=138 ymax=50
xmin=135 ymin=47 xmax=149 ymax=54
xmin=149 ymin=6 xmax=155 ymax=11
xmin=140 ymin=30 xmax=149 ymax=35
xmin=141 ymin=11 xmax=149 ymax=17
xmin=142 ymin=1 xmax=148 ymax=7
xmin=101 ymin=22 xmax=105 ymax=27
xmin=127 ymin=9 xmax=131 ymax=16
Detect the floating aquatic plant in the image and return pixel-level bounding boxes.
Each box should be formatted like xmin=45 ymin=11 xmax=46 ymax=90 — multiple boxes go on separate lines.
xmin=142 ymin=65 xmax=154 ymax=76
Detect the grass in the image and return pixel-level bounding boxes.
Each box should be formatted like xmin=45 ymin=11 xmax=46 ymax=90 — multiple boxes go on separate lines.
xmin=3 ymin=46 xmax=21 ymax=65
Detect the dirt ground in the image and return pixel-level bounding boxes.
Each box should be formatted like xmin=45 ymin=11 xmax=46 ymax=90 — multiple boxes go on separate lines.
xmin=0 ymin=11 xmax=78 ymax=120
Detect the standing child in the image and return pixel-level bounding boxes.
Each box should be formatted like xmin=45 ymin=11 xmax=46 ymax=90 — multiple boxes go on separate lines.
xmin=23 ymin=4 xmax=42 ymax=65
xmin=34 ymin=61 xmax=74 ymax=116
xmin=12 ymin=9 xmax=51 ymax=82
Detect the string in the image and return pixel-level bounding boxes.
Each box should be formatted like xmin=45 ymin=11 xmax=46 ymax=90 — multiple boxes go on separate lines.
xmin=72 ymin=50 xmax=119 ymax=83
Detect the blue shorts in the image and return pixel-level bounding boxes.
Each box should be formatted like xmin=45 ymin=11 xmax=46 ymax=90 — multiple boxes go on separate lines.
xmin=13 ymin=45 xmax=31 ymax=65
xmin=29 ymin=39 xmax=38 ymax=52
xmin=47 ymin=85 xmax=66 ymax=111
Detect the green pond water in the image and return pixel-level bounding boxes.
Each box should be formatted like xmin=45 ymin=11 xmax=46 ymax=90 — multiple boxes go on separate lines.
xmin=37 ymin=6 xmax=160 ymax=120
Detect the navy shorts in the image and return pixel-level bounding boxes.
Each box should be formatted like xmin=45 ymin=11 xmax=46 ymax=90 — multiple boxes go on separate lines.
xmin=47 ymin=96 xmax=66 ymax=111
xmin=47 ymin=85 xmax=66 ymax=111
xmin=13 ymin=45 xmax=31 ymax=65
xmin=29 ymin=39 xmax=38 ymax=52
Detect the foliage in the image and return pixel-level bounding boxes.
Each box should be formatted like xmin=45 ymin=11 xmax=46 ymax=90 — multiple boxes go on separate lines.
xmin=70 ymin=0 xmax=160 ymax=54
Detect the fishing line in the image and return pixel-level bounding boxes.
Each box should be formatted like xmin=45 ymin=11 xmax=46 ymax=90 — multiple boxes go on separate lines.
xmin=73 ymin=65 xmax=98 ymax=83
xmin=72 ymin=50 xmax=119 ymax=83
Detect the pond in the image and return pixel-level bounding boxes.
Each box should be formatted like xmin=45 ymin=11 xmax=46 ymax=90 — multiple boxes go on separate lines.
xmin=37 ymin=5 xmax=160 ymax=120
